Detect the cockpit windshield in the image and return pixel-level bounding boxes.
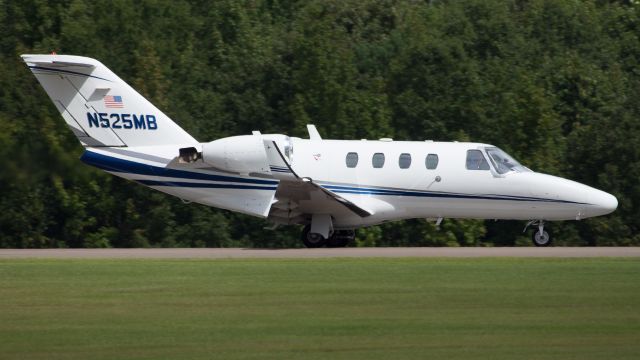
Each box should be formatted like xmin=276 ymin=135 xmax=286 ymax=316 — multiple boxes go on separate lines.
xmin=485 ymin=147 xmax=531 ymax=174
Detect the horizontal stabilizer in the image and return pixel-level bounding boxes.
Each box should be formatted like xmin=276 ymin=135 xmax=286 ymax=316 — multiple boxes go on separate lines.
xmin=22 ymin=55 xmax=97 ymax=68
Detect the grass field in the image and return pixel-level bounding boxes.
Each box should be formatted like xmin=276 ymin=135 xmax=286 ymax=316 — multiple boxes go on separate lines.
xmin=0 ymin=258 xmax=638 ymax=359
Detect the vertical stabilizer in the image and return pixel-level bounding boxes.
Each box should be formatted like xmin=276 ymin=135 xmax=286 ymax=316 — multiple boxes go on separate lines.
xmin=21 ymin=54 xmax=197 ymax=147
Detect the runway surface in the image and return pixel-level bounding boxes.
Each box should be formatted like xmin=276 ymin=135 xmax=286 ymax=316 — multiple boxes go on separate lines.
xmin=0 ymin=247 xmax=639 ymax=259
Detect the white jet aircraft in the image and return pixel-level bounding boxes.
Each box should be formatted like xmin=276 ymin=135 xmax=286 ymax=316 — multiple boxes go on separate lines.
xmin=21 ymin=54 xmax=618 ymax=247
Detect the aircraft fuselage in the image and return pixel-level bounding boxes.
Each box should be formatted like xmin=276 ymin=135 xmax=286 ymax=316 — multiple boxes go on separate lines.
xmin=22 ymin=54 xmax=618 ymax=247
xmin=270 ymin=138 xmax=617 ymax=228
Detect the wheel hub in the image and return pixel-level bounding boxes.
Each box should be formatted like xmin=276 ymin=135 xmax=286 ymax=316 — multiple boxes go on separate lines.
xmin=534 ymin=231 xmax=550 ymax=245
xmin=306 ymin=232 xmax=323 ymax=244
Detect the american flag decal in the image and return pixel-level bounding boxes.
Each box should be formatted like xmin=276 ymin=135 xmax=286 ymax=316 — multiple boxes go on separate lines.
xmin=104 ymin=95 xmax=124 ymax=108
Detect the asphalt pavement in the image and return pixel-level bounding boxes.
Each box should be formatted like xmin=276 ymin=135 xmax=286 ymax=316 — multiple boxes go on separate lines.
xmin=0 ymin=247 xmax=638 ymax=259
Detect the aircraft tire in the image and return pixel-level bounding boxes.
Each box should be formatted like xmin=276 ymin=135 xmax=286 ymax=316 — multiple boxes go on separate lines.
xmin=301 ymin=225 xmax=327 ymax=248
xmin=326 ymin=234 xmax=348 ymax=247
xmin=327 ymin=230 xmax=355 ymax=248
xmin=532 ymin=229 xmax=552 ymax=247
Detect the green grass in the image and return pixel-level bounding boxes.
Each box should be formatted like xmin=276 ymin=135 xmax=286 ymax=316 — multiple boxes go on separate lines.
xmin=0 ymin=258 xmax=639 ymax=359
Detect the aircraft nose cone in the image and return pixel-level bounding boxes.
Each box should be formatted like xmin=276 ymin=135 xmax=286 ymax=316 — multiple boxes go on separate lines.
xmin=588 ymin=189 xmax=618 ymax=216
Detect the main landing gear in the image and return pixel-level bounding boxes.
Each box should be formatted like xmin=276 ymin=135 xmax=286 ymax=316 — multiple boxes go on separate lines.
xmin=525 ymin=220 xmax=552 ymax=247
xmin=301 ymin=225 xmax=355 ymax=248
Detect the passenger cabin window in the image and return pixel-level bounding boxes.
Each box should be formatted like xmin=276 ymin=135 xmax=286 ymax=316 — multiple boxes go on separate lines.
xmin=399 ymin=153 xmax=411 ymax=169
xmin=372 ymin=153 xmax=385 ymax=168
xmin=345 ymin=152 xmax=358 ymax=168
xmin=425 ymin=154 xmax=439 ymax=169
xmin=466 ymin=150 xmax=490 ymax=170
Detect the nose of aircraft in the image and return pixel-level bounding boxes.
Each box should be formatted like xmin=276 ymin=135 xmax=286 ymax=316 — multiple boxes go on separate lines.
xmin=587 ymin=188 xmax=618 ymax=217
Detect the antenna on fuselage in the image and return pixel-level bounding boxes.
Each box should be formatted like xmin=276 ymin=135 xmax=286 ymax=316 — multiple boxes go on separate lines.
xmin=307 ymin=124 xmax=322 ymax=140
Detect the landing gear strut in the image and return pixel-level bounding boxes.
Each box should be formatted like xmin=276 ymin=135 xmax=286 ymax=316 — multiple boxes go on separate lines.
xmin=525 ymin=220 xmax=552 ymax=247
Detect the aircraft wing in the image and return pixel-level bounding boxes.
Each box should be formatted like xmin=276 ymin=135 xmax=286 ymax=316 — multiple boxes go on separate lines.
xmin=302 ymin=178 xmax=372 ymax=217
xmin=265 ymin=140 xmax=372 ymax=218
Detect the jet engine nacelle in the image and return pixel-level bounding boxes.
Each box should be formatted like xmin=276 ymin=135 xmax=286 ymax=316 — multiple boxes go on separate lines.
xmin=201 ymin=135 xmax=269 ymax=174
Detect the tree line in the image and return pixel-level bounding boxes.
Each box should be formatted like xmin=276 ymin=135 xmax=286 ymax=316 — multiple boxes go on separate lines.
xmin=0 ymin=0 xmax=638 ymax=247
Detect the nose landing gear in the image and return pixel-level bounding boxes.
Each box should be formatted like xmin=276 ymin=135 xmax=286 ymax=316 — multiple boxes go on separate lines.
xmin=525 ymin=220 xmax=552 ymax=247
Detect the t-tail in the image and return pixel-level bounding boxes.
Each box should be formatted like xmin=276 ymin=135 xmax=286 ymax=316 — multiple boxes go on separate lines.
xmin=21 ymin=54 xmax=279 ymax=218
xmin=21 ymin=54 xmax=197 ymax=147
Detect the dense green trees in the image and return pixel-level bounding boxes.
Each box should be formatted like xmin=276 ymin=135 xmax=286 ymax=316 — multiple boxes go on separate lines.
xmin=0 ymin=0 xmax=637 ymax=247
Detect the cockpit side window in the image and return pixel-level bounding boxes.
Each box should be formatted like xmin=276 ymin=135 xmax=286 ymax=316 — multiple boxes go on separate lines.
xmin=466 ymin=150 xmax=490 ymax=170
xmin=485 ymin=147 xmax=530 ymax=174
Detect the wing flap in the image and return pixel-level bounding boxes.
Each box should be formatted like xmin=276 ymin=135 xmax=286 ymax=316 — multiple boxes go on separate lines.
xmin=303 ymin=179 xmax=373 ymax=217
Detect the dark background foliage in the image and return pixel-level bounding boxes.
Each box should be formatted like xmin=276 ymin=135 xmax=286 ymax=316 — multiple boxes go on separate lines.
xmin=0 ymin=0 xmax=637 ymax=248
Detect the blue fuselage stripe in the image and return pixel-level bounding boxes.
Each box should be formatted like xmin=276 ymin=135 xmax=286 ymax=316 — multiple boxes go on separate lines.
xmin=270 ymin=166 xmax=290 ymax=173
xmin=137 ymin=180 xmax=277 ymax=190
xmin=80 ymin=151 xmax=586 ymax=204
xmin=81 ymin=151 xmax=279 ymax=186
xmin=322 ymin=185 xmax=586 ymax=205
xmin=271 ymin=169 xmax=291 ymax=173
xmin=325 ymin=184 xmax=543 ymax=201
